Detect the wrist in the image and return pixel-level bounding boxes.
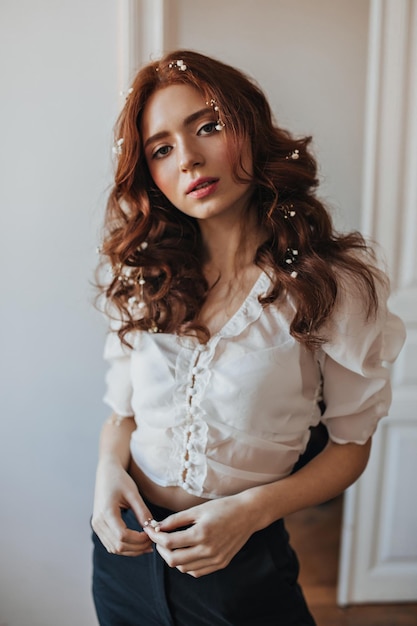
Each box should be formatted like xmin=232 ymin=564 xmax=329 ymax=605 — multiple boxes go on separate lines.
xmin=233 ymin=486 xmax=279 ymax=533
xmin=237 ymin=476 xmax=294 ymax=530
xmin=97 ymin=454 xmax=128 ymax=472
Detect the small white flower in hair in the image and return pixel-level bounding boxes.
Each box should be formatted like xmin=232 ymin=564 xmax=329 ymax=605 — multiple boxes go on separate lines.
xmin=168 ymin=60 xmax=187 ymax=71
xmin=286 ymin=149 xmax=300 ymax=160
xmin=206 ymin=99 xmax=225 ymax=131
xmin=119 ymin=87 xmax=134 ymax=100
xmin=112 ymin=137 xmax=124 ymax=156
xmin=285 ymin=248 xmax=299 ymax=265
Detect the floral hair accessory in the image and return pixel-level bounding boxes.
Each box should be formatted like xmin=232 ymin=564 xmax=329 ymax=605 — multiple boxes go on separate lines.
xmin=168 ymin=59 xmax=187 ymax=71
xmin=112 ymin=137 xmax=124 ymax=156
xmin=119 ymin=87 xmax=134 ymax=101
xmin=286 ymin=149 xmax=300 ymax=161
xmin=279 ymin=203 xmax=296 ymax=219
xmin=112 ymin=241 xmax=159 ymax=333
xmin=206 ymin=98 xmax=225 ymax=131
xmin=284 ymin=248 xmax=299 ymax=265
xmin=284 ymin=249 xmax=299 ymax=278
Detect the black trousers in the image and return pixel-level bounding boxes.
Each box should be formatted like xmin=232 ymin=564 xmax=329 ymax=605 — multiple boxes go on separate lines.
xmin=92 ymin=502 xmax=316 ymax=626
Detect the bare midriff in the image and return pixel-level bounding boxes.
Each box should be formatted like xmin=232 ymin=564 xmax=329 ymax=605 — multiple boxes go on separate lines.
xmin=129 ymin=458 xmax=210 ymax=512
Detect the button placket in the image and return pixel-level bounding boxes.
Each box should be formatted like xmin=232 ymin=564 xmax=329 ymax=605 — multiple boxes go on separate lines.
xmin=179 ymin=345 xmax=207 ymax=488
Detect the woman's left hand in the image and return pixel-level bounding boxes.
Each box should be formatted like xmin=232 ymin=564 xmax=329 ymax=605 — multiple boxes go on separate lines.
xmin=143 ymin=496 xmax=256 ymax=577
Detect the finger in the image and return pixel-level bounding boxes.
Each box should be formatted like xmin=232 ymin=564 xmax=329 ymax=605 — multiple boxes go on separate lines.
xmin=157 ymin=509 xmax=197 ymax=532
xmin=126 ymin=497 xmax=155 ymax=530
xmin=144 ymin=525 xmax=195 ymax=551
xmin=155 ymin=539 xmax=216 ymax=567
xmin=185 ymin=565 xmax=221 ymax=578
xmin=107 ymin=543 xmax=154 ymax=557
xmin=115 ymin=526 xmax=153 ymax=547
xmin=115 ymin=547 xmax=154 ymax=557
xmin=105 ymin=529 xmax=153 ymax=556
xmin=143 ymin=508 xmax=198 ymax=546
xmin=105 ymin=506 xmax=128 ymax=534
xmin=102 ymin=508 xmax=153 ymax=554
xmin=155 ymin=544 xmax=225 ymax=577
xmin=106 ymin=490 xmax=155 ymax=542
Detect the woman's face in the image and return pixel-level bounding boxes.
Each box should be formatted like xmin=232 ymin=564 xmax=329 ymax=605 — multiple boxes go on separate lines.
xmin=141 ymin=84 xmax=253 ymax=225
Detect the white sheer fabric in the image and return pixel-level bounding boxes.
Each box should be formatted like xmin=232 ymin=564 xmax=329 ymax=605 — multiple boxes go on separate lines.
xmin=103 ymin=271 xmax=405 ymax=499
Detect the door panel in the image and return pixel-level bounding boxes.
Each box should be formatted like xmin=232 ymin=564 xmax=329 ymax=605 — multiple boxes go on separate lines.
xmin=338 ymin=0 xmax=417 ymax=604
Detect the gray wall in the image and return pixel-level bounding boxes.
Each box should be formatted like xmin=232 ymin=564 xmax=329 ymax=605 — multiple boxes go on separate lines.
xmin=0 ymin=1 xmax=369 ymax=624
xmin=174 ymin=0 xmax=369 ymax=230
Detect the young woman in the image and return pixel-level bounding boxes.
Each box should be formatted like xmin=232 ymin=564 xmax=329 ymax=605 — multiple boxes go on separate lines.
xmin=91 ymin=50 xmax=405 ymax=625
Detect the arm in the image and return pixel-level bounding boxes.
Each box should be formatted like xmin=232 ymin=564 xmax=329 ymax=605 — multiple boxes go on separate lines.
xmin=92 ymin=414 xmax=154 ymax=556
xmin=144 ymin=438 xmax=371 ymax=576
xmin=240 ymin=437 xmax=370 ymax=528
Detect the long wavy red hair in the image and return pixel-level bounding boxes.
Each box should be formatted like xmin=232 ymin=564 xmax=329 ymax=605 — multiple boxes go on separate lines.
xmin=98 ymin=49 xmax=383 ymax=347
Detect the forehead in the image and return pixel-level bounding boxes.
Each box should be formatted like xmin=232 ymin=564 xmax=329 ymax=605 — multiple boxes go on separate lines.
xmin=141 ymin=84 xmax=208 ymax=137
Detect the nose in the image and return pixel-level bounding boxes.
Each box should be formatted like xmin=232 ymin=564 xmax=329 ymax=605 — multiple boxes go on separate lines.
xmin=178 ymin=139 xmax=204 ymax=171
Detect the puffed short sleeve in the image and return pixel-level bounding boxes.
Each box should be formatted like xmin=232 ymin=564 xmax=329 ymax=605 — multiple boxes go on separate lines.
xmin=319 ymin=275 xmax=406 ymax=444
xmin=103 ymin=330 xmax=134 ymax=418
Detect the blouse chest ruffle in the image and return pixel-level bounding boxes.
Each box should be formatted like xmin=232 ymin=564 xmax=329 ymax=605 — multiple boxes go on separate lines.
xmin=104 ymin=270 xmax=405 ymax=499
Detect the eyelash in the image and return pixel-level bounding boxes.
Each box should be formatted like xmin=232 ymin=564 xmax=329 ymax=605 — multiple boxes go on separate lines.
xmin=198 ymin=121 xmax=217 ymax=135
xmin=152 ymin=145 xmax=172 ymax=159
xmin=151 ymin=121 xmax=218 ymax=160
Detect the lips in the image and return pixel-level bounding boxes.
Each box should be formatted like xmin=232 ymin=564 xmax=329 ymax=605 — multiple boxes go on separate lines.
xmin=186 ymin=177 xmax=219 ymax=195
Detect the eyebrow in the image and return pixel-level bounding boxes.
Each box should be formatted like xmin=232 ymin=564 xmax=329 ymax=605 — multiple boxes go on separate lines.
xmin=143 ymin=107 xmax=213 ymax=149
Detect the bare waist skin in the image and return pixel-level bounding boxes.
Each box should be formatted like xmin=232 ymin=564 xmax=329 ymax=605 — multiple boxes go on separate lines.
xmin=129 ymin=458 xmax=210 ymax=513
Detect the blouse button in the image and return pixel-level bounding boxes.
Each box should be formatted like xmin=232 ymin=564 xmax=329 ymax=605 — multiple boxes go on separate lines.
xmin=189 ymin=424 xmax=196 ymax=433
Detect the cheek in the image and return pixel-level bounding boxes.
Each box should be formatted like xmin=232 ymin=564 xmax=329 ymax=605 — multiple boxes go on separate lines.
xmin=213 ymin=142 xmax=230 ymax=166
xmin=148 ymin=164 xmax=174 ymax=197
xmin=213 ymin=141 xmax=241 ymax=179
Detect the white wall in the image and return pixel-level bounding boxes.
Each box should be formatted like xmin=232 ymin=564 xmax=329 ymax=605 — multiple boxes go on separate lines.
xmin=173 ymin=0 xmax=370 ymax=231
xmin=0 ymin=1 xmax=370 ymax=624
xmin=0 ymin=2 xmax=119 ymax=625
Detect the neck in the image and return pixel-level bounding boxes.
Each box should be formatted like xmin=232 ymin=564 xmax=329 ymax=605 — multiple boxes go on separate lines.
xmin=198 ymin=211 xmax=265 ymax=284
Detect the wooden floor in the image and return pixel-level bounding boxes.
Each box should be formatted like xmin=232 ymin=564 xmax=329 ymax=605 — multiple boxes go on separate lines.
xmin=285 ymin=496 xmax=417 ymax=626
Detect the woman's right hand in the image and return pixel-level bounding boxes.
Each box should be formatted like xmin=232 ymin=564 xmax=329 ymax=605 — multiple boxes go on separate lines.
xmin=92 ymin=458 xmax=154 ymax=556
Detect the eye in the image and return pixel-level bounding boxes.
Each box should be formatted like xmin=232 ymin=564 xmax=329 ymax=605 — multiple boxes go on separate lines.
xmin=198 ymin=122 xmax=217 ymax=136
xmin=152 ymin=145 xmax=172 ymax=159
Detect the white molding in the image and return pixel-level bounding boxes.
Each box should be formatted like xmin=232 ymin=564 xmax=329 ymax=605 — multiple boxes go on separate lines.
xmin=361 ymin=0 xmax=416 ymax=289
xmin=118 ymin=0 xmax=175 ymax=93
xmin=400 ymin=1 xmax=417 ymax=288
xmin=337 ymin=483 xmax=359 ymax=605
xmin=360 ymin=0 xmax=382 ymax=240
xmin=339 ymin=0 xmax=417 ymax=605
xmin=118 ymin=0 xmax=141 ymax=93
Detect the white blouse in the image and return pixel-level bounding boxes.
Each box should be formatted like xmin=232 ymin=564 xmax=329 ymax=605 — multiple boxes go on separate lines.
xmin=103 ymin=270 xmax=405 ymax=499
